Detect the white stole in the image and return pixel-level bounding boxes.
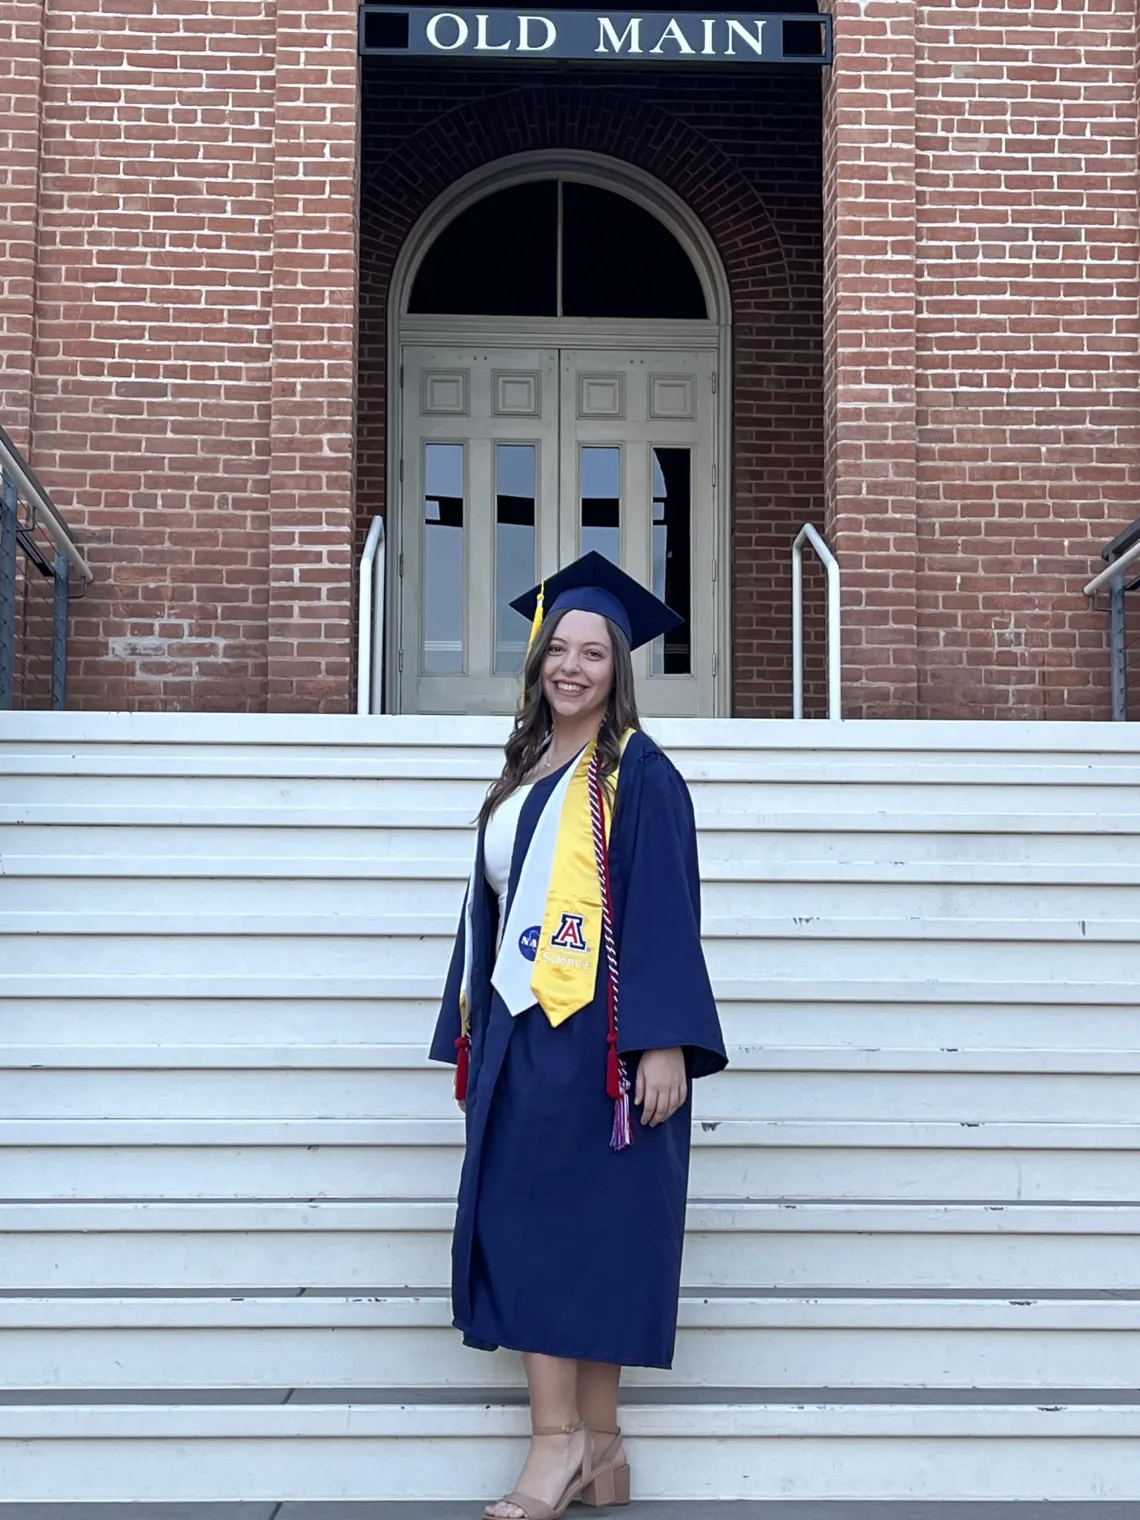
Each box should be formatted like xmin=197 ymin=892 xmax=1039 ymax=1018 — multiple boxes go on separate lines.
xmin=460 ymin=755 xmax=581 ymax=1021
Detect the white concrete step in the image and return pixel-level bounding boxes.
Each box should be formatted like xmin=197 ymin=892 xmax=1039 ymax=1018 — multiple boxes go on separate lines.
xmin=7 ymin=741 xmax=1140 ymax=789
xmin=3 ymin=792 xmax=1137 ymax=833
xmin=0 ymin=1505 xmax=1130 ymax=1520
xmin=6 ymin=1117 xmax=1140 ymax=1202
xmin=13 ymin=877 xmax=1140 ymax=927
xmin=3 ymin=1201 xmax=1139 ymax=1291
xmin=8 ymin=851 xmax=1140 ymax=886
xmin=4 ymin=969 xmax=1135 ymax=1005
xmin=4 ymin=912 xmax=1138 ymax=945
xmin=4 ymin=995 xmax=1138 ymax=1049
xmin=4 ymin=1292 xmax=1140 ymax=1390
xmin=1 ymin=1392 xmax=1137 ymax=1502
xmin=16 ymin=1044 xmax=1140 ymax=1072
xmin=8 ymin=1043 xmax=1140 ymax=1124
xmin=6 ymin=828 xmax=1139 ymax=878
xmin=6 ymin=725 xmax=1140 ymax=781
xmin=1 ymin=931 xmax=1133 ymax=1003
xmin=8 ymin=725 xmax=1140 ymax=774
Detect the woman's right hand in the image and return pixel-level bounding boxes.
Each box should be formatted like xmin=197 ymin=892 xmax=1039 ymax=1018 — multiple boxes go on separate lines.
xmin=635 ymin=1046 xmax=688 ymax=1126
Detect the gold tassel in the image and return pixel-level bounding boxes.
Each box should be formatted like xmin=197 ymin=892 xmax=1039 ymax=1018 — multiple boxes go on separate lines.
xmin=526 ymin=582 xmax=545 ymax=655
xmin=519 ymin=582 xmax=545 ymax=712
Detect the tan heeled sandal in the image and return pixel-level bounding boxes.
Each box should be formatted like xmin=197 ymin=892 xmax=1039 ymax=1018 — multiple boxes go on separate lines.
xmin=485 ymin=1420 xmax=592 ymax=1520
xmin=580 ymin=1426 xmax=631 ymax=1508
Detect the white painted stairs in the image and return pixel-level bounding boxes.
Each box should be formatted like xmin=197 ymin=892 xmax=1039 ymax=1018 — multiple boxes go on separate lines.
xmin=1 ymin=715 xmax=1140 ymax=1503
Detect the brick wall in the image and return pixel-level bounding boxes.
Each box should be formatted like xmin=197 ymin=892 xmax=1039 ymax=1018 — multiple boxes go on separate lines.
xmin=3 ymin=0 xmax=359 ymax=712
xmin=823 ymin=0 xmax=1140 ymax=719
xmin=358 ymin=63 xmax=827 ymax=717
xmin=0 ymin=0 xmax=46 ymax=453
xmin=4 ymin=0 xmax=1137 ymax=718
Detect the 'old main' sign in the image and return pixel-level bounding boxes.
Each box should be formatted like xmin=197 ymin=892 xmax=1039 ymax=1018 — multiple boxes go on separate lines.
xmin=358 ymin=7 xmax=833 ymax=64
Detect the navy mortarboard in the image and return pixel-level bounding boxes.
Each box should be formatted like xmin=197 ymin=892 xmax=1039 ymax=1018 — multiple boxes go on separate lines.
xmin=509 ymin=550 xmax=683 ymax=653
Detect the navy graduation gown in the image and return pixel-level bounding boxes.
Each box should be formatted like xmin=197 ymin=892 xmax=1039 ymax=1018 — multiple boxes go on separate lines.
xmin=429 ymin=729 xmax=726 ymax=1369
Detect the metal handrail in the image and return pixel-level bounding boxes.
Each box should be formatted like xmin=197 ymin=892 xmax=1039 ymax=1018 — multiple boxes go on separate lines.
xmin=357 ymin=515 xmax=386 ymax=715
xmin=1084 ymin=535 xmax=1140 ymax=598
xmin=792 ymin=522 xmax=842 ymax=721
xmin=0 ymin=424 xmax=92 ymax=584
xmin=1087 ymin=518 xmax=1140 ymax=721
xmin=1 ymin=424 xmax=90 ymax=710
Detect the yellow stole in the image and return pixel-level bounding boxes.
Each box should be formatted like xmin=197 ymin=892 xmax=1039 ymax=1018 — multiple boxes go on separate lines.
xmin=530 ymin=733 xmax=629 ymax=1026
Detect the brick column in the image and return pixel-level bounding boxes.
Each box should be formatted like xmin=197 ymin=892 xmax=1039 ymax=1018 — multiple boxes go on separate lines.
xmin=0 ymin=0 xmax=46 ymax=450
xmin=821 ymin=0 xmax=919 ymax=718
xmin=268 ymin=0 xmax=360 ymax=712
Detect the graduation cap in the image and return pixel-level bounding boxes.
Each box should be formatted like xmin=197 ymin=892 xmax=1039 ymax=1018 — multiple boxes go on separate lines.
xmin=509 ymin=551 xmax=683 ymax=654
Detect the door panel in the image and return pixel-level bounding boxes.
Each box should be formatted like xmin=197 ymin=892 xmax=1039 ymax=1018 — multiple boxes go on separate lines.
xmin=559 ymin=350 xmax=715 ymax=717
xmin=398 ymin=346 xmax=716 ymax=716
xmin=400 ymin=347 xmax=559 ymax=714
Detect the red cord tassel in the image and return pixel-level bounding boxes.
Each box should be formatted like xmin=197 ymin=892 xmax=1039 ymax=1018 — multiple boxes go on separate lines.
xmin=606 ymin=1035 xmax=621 ymax=1101
xmin=592 ymin=755 xmax=632 ymax=1150
xmin=607 ymin=995 xmax=632 ymax=1150
xmin=454 ymin=1034 xmax=471 ymax=1102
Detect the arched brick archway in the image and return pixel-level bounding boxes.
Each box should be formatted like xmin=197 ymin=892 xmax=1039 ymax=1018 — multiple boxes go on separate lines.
xmin=359 ymin=88 xmax=789 ymax=302
xmin=358 ymin=73 xmax=824 ymax=715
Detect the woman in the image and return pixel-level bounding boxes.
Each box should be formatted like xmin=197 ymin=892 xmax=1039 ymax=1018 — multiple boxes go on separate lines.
xmin=431 ymin=552 xmax=726 ymax=1520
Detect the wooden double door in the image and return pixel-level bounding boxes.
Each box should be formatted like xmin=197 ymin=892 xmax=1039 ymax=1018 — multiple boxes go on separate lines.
xmin=395 ymin=345 xmax=718 ymax=716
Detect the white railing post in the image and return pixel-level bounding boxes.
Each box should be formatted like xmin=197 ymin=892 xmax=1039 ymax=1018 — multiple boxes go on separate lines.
xmin=357 ymin=516 xmax=385 ymax=716
xmin=792 ymin=522 xmax=842 ymax=721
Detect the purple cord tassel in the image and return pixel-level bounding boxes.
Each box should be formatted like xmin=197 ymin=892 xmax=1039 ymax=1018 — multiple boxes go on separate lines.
xmin=610 ymin=1060 xmax=634 ymax=1152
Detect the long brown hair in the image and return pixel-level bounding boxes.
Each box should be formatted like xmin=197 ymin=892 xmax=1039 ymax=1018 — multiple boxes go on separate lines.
xmin=476 ymin=608 xmax=641 ymax=831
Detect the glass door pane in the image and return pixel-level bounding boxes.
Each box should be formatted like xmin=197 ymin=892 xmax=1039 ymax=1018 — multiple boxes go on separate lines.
xmin=651 ymin=446 xmax=692 ymax=675
xmin=495 ymin=443 xmax=537 ymax=674
xmin=580 ymin=446 xmax=621 ymax=565
xmin=423 ymin=442 xmax=465 ymax=673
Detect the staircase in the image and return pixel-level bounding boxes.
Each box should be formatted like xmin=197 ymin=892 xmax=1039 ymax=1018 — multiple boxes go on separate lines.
xmin=2 ymin=713 xmax=1139 ymax=1505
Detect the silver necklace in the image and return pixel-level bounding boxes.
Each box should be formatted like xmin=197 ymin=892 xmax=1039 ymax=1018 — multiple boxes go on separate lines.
xmin=533 ymin=736 xmax=569 ymax=778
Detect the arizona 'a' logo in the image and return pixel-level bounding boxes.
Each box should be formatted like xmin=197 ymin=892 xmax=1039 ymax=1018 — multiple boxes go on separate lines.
xmin=550 ymin=913 xmax=588 ymax=953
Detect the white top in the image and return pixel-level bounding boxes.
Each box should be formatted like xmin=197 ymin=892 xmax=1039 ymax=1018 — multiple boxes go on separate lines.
xmin=484 ymin=784 xmax=532 ymax=934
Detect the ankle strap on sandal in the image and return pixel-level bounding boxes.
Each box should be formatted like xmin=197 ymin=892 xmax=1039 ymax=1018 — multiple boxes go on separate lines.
xmin=531 ymin=1420 xmax=585 ymax=1437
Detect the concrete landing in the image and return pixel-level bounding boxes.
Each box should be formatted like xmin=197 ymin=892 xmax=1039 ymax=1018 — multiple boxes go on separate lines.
xmin=0 ymin=1504 xmax=1135 ymax=1519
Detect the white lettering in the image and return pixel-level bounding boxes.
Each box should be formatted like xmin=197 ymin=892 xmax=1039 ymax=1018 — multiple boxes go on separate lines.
xmin=650 ymin=16 xmax=695 ymax=54
xmin=426 ymin=11 xmax=469 ymax=49
xmin=725 ymin=17 xmax=766 ymax=56
xmin=595 ymin=16 xmax=642 ymax=53
xmin=475 ymin=12 xmax=511 ymax=49
xmin=518 ymin=13 xmax=556 ymax=50
xmin=701 ymin=16 xmax=716 ymax=54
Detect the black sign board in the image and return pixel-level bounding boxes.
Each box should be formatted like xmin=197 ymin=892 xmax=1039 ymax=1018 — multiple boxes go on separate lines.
xmin=359 ymin=7 xmax=833 ymax=65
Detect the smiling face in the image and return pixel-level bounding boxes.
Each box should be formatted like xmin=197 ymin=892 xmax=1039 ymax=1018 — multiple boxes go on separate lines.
xmin=541 ymin=609 xmax=615 ymax=728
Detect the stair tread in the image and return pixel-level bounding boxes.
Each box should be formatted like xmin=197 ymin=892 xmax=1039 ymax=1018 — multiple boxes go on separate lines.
xmin=10 ymin=1197 xmax=1140 ymax=1215
xmin=0 ymin=1507 xmax=1136 ymax=1520
xmin=3 ymin=1387 xmax=1139 ymax=1406
xmin=5 ymin=1284 xmax=1140 ymax=1300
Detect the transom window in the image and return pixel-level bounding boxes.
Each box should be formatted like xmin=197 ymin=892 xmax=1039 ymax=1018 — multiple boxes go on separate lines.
xmin=408 ymin=179 xmax=709 ymax=320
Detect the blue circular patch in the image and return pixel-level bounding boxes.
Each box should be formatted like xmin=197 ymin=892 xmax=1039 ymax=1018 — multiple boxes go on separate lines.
xmin=518 ymin=926 xmax=541 ymax=962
